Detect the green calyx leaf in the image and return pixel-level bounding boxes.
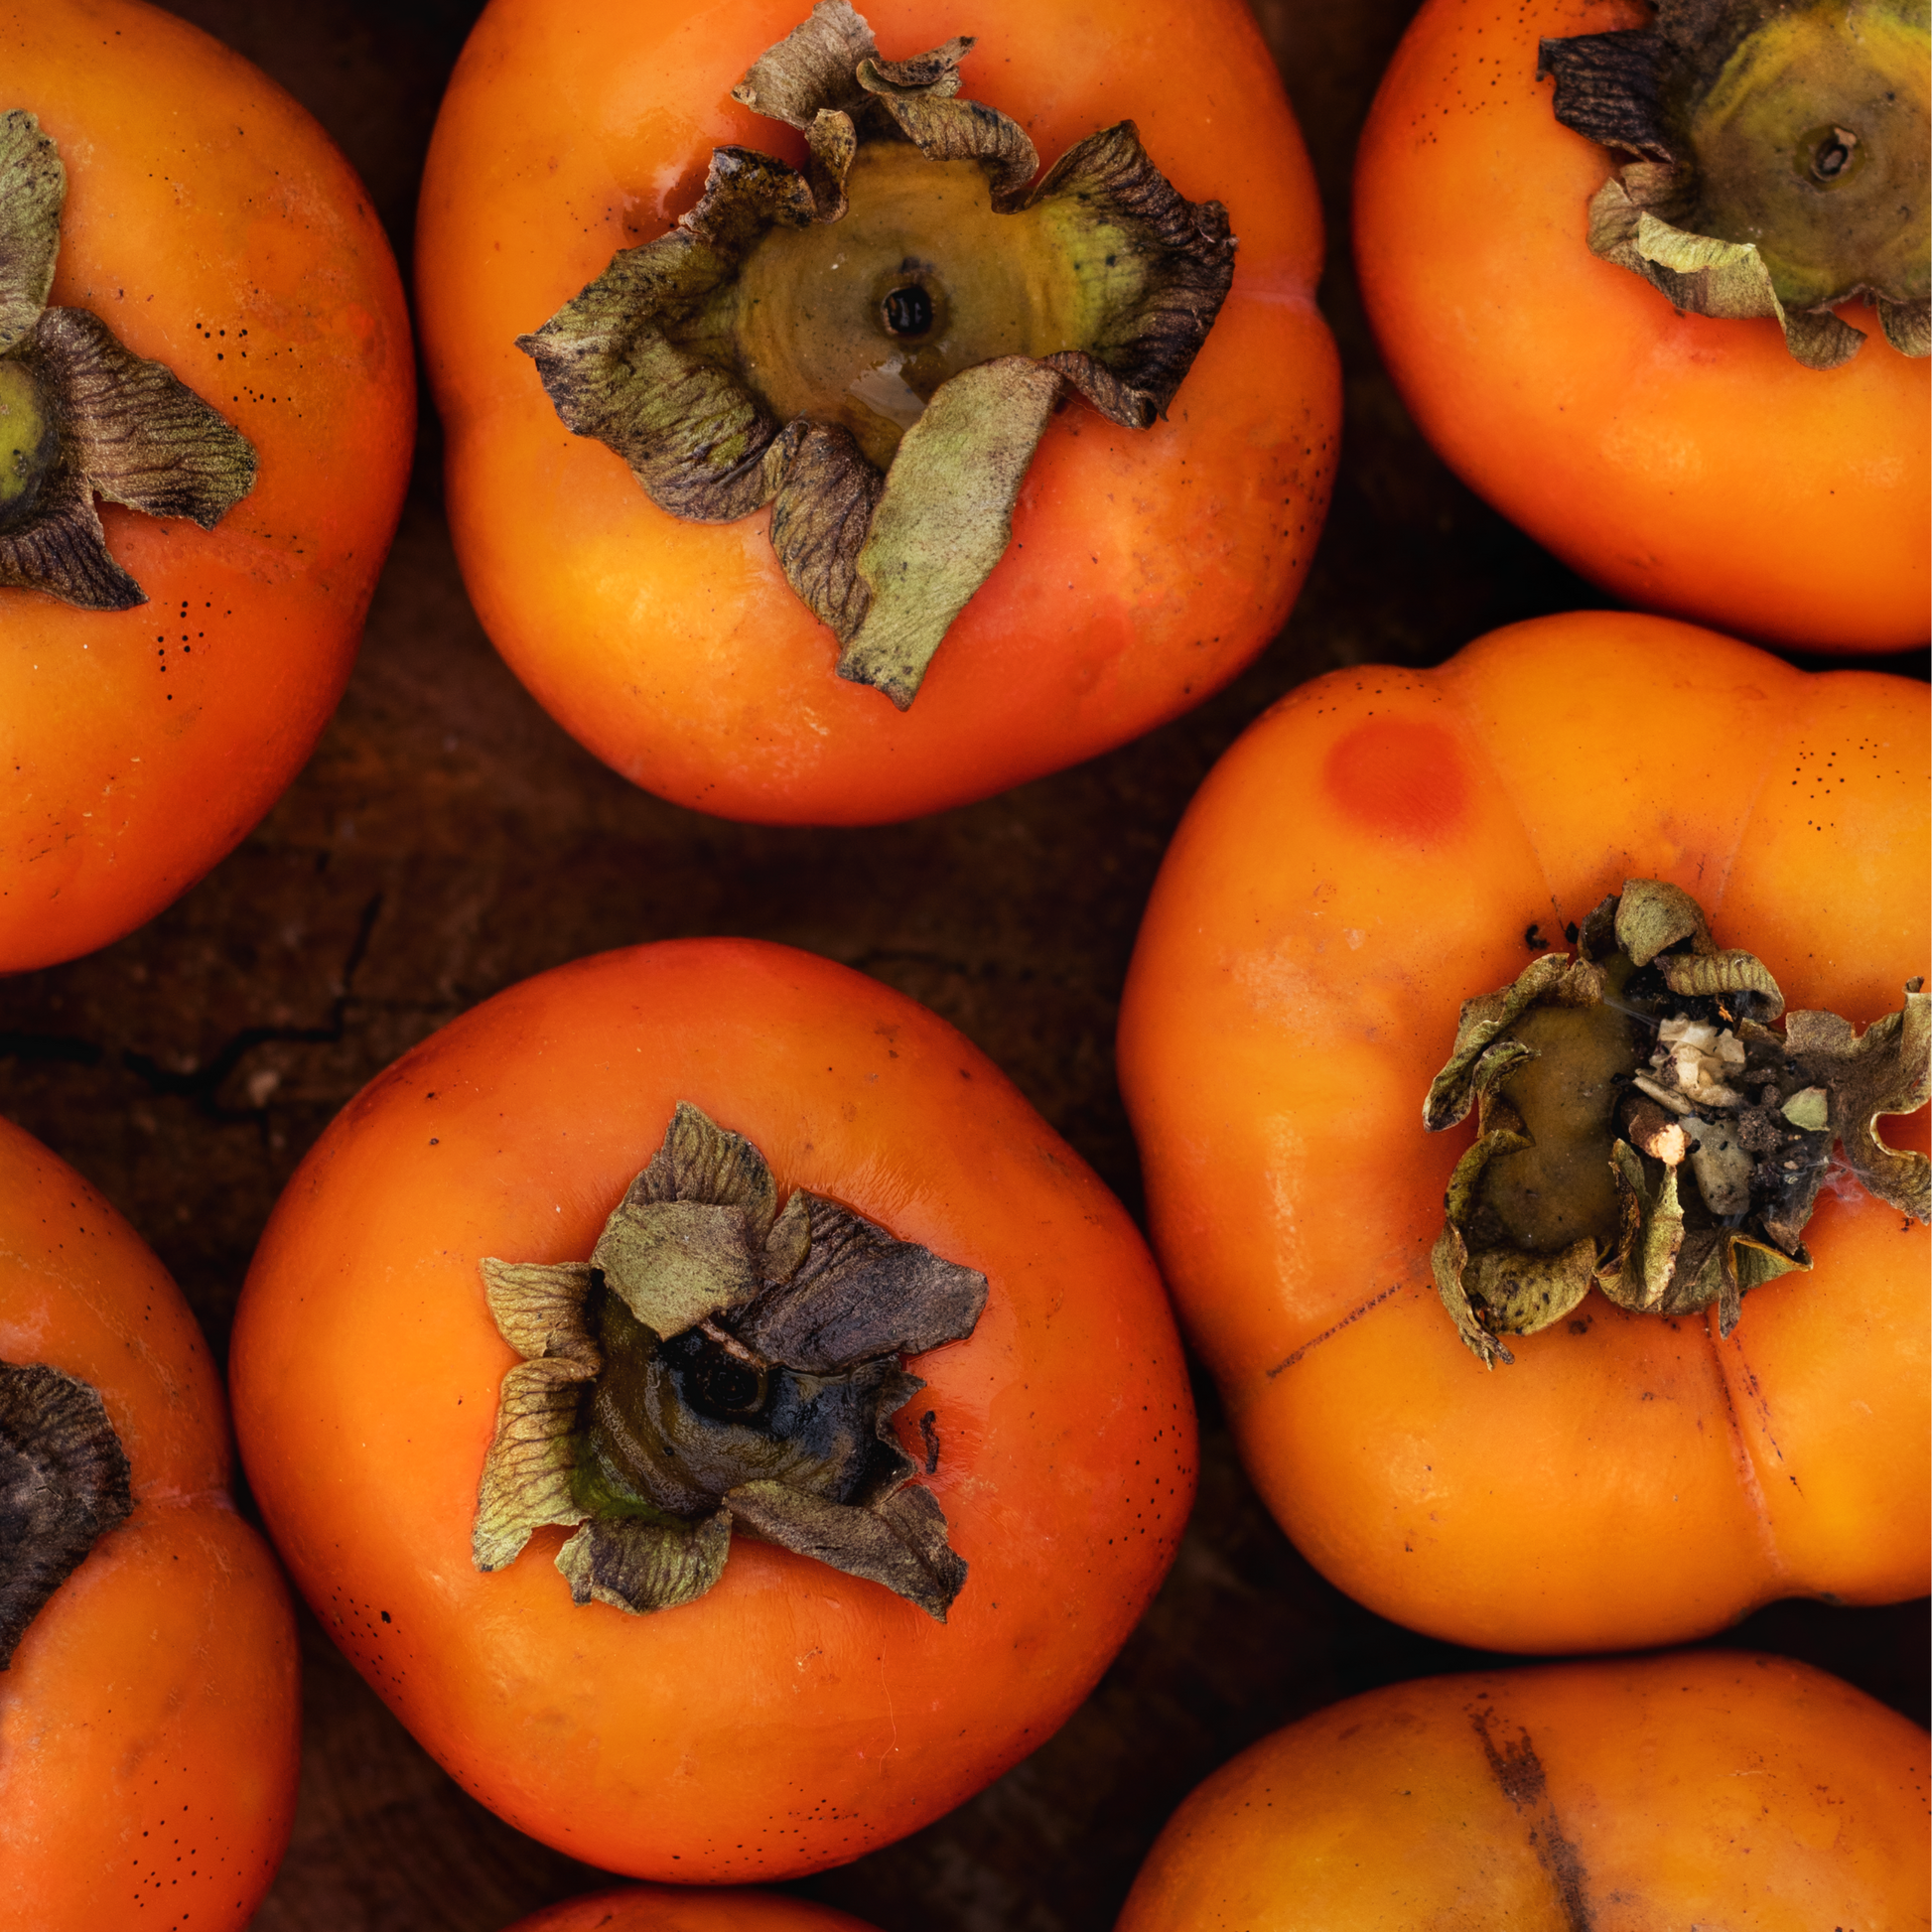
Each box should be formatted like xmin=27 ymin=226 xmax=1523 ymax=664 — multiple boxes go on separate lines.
xmin=1541 ymin=0 xmax=1930 ymax=369
xmin=473 ymin=1101 xmax=987 ymax=1619
xmin=837 ymin=355 xmax=1062 ymax=706
xmin=0 ymin=1359 xmax=133 ymax=1669
xmin=0 ymin=110 xmax=254 ymax=609
xmin=517 ymin=2 xmax=1235 ymax=706
xmin=1424 ymin=883 xmax=1928 ymax=1366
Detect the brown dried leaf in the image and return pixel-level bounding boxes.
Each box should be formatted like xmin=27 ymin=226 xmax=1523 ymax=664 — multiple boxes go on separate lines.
xmin=0 ymin=1361 xmax=132 ymax=1670
xmin=727 ymin=1476 xmax=966 ymax=1619
xmin=556 ymin=1507 xmax=731 ymax=1613
xmin=472 ymin=1353 xmax=597 ymax=1573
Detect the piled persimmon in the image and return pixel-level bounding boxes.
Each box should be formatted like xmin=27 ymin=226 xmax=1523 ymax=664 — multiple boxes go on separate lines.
xmin=2 ymin=0 xmax=1926 ymax=1926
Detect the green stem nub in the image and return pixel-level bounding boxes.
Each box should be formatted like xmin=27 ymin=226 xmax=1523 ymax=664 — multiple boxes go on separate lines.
xmin=1540 ymin=0 xmax=1930 ymax=368
xmin=518 ymin=0 xmax=1236 ymax=706
xmin=1424 ymin=879 xmax=1930 ymax=1367
xmin=0 ymin=1360 xmax=133 ymax=1669
xmin=472 ymin=1102 xmax=988 ymax=1619
xmin=0 ymin=111 xmax=255 ymax=608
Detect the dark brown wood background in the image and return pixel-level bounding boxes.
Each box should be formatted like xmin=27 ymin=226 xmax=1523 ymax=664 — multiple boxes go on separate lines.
xmin=2 ymin=2 xmax=1924 ymax=1928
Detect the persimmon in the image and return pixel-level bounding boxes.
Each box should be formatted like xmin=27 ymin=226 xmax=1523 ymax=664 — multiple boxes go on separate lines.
xmin=0 ymin=1112 xmax=298 ymax=1932
xmin=1353 ymin=0 xmax=1929 ymax=653
xmin=415 ymin=0 xmax=1338 ymax=824
xmin=1117 ymin=610 xmax=1929 ymax=1654
xmin=0 ymin=0 xmax=413 ymax=974
xmin=1117 ymin=1651 xmax=1931 ymax=1930
xmin=229 ymin=939 xmax=1195 ymax=1880
xmin=505 ymin=1887 xmax=881 ymax=1932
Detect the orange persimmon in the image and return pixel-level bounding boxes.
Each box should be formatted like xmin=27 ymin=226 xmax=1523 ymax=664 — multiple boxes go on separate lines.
xmin=415 ymin=0 xmax=1337 ymax=824
xmin=230 ymin=939 xmax=1195 ymax=1880
xmin=505 ymin=1888 xmax=882 ymax=1932
xmin=1354 ymin=0 xmax=1929 ymax=652
xmin=0 ymin=0 xmax=413 ymax=973
xmin=0 ymin=1112 xmax=298 ymax=1932
xmin=1118 ymin=1651 xmax=1930 ymax=1929
xmin=1119 ymin=611 xmax=1929 ymax=1654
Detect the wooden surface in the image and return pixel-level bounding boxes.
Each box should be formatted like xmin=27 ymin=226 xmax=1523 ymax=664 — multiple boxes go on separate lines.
xmin=1 ymin=1 xmax=1924 ymax=1928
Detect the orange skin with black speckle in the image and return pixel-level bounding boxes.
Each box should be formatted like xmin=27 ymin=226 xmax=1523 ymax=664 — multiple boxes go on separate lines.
xmin=1117 ymin=1652 xmax=1931 ymax=1929
xmin=1354 ymin=0 xmax=1929 ymax=653
xmin=507 ymin=1886 xmax=883 ymax=1932
xmin=0 ymin=0 xmax=414 ymax=973
xmin=0 ymin=1114 xmax=298 ymax=1932
xmin=231 ymin=939 xmax=1196 ymax=1880
xmin=415 ymin=0 xmax=1339 ymax=825
xmin=1118 ymin=611 xmax=1930 ymax=1654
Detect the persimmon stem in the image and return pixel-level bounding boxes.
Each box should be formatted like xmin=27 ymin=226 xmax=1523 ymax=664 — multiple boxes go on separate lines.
xmin=472 ymin=1102 xmax=987 ymax=1618
xmin=1425 ymin=880 xmax=1930 ymax=1367
xmin=516 ymin=1 xmax=1235 ymax=705
xmin=1540 ymin=0 xmax=1930 ymax=367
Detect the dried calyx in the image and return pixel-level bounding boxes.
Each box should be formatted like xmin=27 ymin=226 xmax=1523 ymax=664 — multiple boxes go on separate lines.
xmin=0 ymin=111 xmax=254 ymax=608
xmin=519 ymin=0 xmax=1235 ymax=707
xmin=0 ymin=1360 xmax=133 ymax=1668
xmin=473 ymin=1102 xmax=988 ymax=1619
xmin=1540 ymin=0 xmax=1929 ymax=368
xmin=1425 ymin=879 xmax=1930 ymax=1367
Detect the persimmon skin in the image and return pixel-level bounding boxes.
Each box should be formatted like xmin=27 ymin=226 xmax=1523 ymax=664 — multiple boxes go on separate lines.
xmin=507 ymin=1887 xmax=882 ymax=1932
xmin=0 ymin=0 xmax=414 ymax=973
xmin=229 ymin=939 xmax=1196 ymax=1881
xmin=1354 ymin=0 xmax=1930 ymax=653
xmin=0 ymin=1114 xmax=299 ymax=1932
xmin=416 ymin=0 xmax=1338 ymax=826
xmin=1117 ymin=1652 xmax=1931 ymax=1930
xmin=1117 ymin=611 xmax=1930 ymax=1654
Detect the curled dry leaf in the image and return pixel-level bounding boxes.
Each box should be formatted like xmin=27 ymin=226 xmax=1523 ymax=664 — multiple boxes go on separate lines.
xmin=0 ymin=110 xmax=254 ymax=607
xmin=1540 ymin=0 xmax=1929 ymax=369
xmin=473 ymin=1102 xmax=987 ymax=1618
xmin=518 ymin=0 xmax=1235 ymax=706
xmin=1425 ymin=878 xmax=1929 ymax=1366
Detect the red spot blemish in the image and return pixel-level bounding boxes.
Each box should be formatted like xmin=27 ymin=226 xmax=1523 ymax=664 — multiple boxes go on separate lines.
xmin=1322 ymin=718 xmax=1468 ymax=842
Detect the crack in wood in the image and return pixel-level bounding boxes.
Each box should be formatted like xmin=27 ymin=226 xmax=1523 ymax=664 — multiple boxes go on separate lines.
xmin=0 ymin=892 xmax=388 ymax=1121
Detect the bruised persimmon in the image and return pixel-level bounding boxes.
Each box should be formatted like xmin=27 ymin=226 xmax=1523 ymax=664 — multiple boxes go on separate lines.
xmin=1119 ymin=611 xmax=1929 ymax=1654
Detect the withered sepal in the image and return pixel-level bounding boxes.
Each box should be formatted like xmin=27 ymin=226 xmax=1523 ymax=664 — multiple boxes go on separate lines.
xmin=0 ymin=1359 xmax=133 ymax=1668
xmin=1425 ymin=881 xmax=1930 ymax=1366
xmin=0 ymin=110 xmax=254 ymax=608
xmin=473 ymin=1101 xmax=986 ymax=1619
xmin=517 ymin=1 xmax=1234 ymax=707
xmin=1540 ymin=0 xmax=1930 ymax=369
